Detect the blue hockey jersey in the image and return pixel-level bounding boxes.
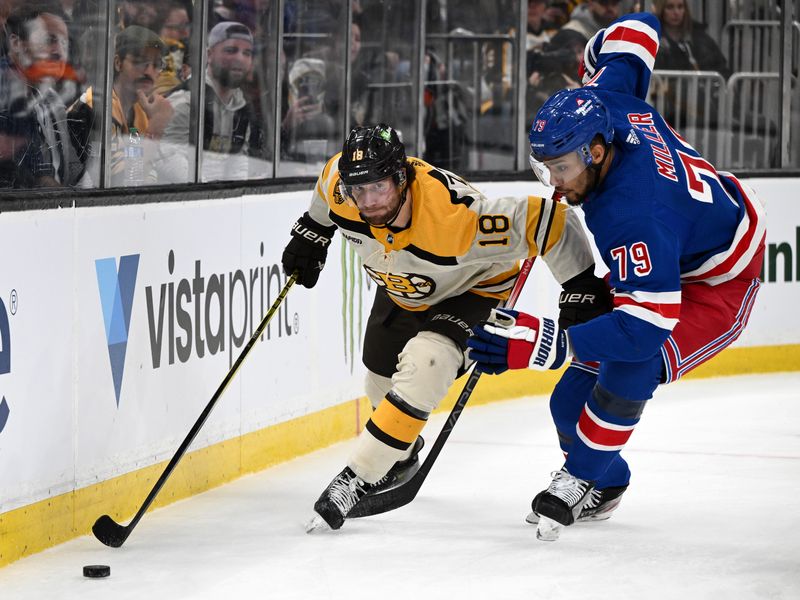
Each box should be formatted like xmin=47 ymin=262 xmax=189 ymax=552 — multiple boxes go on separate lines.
xmin=567 ymin=13 xmax=766 ymax=364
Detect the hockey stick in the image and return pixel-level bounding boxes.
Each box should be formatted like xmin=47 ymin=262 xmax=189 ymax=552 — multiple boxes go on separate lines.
xmin=348 ymin=257 xmax=536 ymax=519
xmin=93 ymin=272 xmax=298 ymax=547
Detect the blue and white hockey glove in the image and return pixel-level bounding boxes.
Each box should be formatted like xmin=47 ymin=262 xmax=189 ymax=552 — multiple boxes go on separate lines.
xmin=467 ymin=308 xmax=570 ymax=375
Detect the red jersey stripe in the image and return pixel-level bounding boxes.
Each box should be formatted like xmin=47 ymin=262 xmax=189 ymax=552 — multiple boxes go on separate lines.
xmin=604 ymin=26 xmax=659 ymax=60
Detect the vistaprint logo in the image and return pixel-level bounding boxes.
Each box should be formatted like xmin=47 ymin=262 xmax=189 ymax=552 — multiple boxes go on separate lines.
xmin=144 ymin=248 xmax=292 ymax=370
xmin=95 ymin=248 xmax=292 ymax=405
xmin=95 ymin=255 xmax=140 ymax=406
xmin=0 ymin=294 xmax=12 ymax=434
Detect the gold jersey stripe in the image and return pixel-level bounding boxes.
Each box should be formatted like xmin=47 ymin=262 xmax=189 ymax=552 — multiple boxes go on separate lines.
xmin=526 ymin=196 xmax=567 ymax=257
xmin=541 ymin=201 xmax=568 ymax=255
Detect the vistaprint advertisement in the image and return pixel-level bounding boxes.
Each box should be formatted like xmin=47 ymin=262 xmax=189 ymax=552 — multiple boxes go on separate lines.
xmin=0 ymin=192 xmax=370 ymax=511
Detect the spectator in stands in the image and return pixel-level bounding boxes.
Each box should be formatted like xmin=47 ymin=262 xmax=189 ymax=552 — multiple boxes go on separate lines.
xmin=527 ymin=0 xmax=557 ymax=53
xmin=526 ymin=28 xmax=587 ymax=125
xmin=561 ymin=0 xmax=623 ymax=42
xmin=116 ymin=0 xmax=161 ymax=30
xmin=154 ymin=1 xmax=192 ymax=94
xmin=1 ymin=3 xmax=82 ymax=188
xmin=652 ymin=0 xmax=731 ymax=78
xmin=543 ymin=1 xmax=572 ymax=29
xmin=159 ymin=21 xmax=263 ymax=182
xmin=323 ymin=19 xmax=372 ymax=127
xmin=68 ymin=25 xmax=173 ymax=186
xmin=282 ymin=55 xmax=337 ymax=161
xmin=158 ymin=1 xmax=191 ymax=43
xmin=421 ymin=48 xmax=469 ymax=171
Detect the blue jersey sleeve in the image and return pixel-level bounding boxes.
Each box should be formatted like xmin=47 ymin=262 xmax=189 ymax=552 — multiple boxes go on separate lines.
xmin=582 ymin=13 xmax=661 ymax=100
xmin=567 ymin=217 xmax=682 ymax=363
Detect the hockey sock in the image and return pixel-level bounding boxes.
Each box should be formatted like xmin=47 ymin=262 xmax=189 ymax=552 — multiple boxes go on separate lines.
xmin=565 ymin=384 xmax=644 ymax=482
xmin=350 ymin=391 xmax=428 ymax=483
xmin=549 ymin=365 xmax=597 ymax=453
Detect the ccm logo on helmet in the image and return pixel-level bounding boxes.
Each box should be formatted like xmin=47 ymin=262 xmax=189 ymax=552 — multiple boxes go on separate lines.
xmin=292 ymin=221 xmax=332 ymax=247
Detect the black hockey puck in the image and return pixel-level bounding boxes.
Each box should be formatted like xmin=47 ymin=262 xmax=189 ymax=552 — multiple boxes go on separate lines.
xmin=83 ymin=564 xmax=110 ymax=578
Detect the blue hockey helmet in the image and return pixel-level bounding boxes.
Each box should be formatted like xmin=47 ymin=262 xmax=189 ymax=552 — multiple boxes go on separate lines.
xmin=529 ymin=88 xmax=613 ymax=160
xmin=528 ymin=88 xmax=614 ymax=189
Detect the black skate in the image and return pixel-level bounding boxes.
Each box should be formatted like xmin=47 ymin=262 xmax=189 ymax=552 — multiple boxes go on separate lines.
xmin=307 ymin=467 xmax=369 ymax=532
xmin=367 ymin=436 xmax=425 ymax=494
xmin=531 ymin=469 xmax=595 ymax=541
xmin=525 ymin=483 xmax=628 ymax=525
xmin=576 ymin=484 xmax=628 ymax=520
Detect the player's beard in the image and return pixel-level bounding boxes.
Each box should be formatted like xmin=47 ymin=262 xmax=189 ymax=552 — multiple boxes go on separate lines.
xmin=557 ymin=172 xmax=593 ymax=206
xmin=359 ymin=192 xmax=405 ymax=227
xmin=360 ymin=202 xmax=398 ymax=226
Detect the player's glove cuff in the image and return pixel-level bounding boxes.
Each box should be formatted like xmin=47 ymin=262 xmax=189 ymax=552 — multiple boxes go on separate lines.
xmin=467 ymin=308 xmax=570 ymax=373
xmin=558 ymin=265 xmax=614 ymax=329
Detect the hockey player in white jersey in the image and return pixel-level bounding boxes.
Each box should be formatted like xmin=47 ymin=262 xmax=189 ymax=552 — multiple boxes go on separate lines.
xmin=282 ymin=124 xmax=613 ymax=531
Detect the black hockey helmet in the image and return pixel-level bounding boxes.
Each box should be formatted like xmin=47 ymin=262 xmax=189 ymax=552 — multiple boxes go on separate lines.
xmin=338 ymin=124 xmax=407 ymax=187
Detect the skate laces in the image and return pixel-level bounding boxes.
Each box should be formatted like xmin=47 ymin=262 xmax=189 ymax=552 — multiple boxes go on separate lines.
xmin=372 ymin=473 xmax=390 ymax=487
xmin=546 ymin=469 xmax=591 ymax=506
xmin=582 ymin=487 xmax=603 ymax=510
xmin=328 ymin=471 xmax=367 ymax=515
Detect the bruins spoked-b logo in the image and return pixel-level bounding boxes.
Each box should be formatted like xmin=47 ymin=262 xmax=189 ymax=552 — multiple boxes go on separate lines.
xmin=332 ymin=180 xmax=345 ymax=204
xmin=363 ymin=266 xmax=436 ymax=300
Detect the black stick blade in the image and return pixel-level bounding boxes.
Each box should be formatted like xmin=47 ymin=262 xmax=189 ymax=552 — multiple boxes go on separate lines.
xmin=92 ymin=515 xmax=129 ymax=548
xmin=348 ymin=472 xmax=422 ymax=518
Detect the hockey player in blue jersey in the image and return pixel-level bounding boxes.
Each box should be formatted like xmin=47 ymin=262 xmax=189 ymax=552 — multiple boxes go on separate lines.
xmin=467 ymin=13 xmax=766 ymax=541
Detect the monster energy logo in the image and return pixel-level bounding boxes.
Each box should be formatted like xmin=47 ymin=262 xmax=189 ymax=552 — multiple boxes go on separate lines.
xmin=341 ymin=242 xmax=369 ymax=372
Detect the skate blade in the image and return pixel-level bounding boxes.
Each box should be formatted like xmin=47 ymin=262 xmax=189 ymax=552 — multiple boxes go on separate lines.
xmin=529 ymin=510 xmax=614 ymax=525
xmin=536 ymin=516 xmax=562 ymax=542
xmin=304 ymin=513 xmax=331 ymax=534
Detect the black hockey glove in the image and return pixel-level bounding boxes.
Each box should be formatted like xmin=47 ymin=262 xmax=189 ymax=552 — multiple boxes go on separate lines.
xmin=282 ymin=212 xmax=337 ymax=289
xmin=558 ymin=266 xmax=614 ymax=329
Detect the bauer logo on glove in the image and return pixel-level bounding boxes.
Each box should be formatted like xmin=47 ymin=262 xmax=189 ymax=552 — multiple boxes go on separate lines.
xmin=466 ymin=308 xmax=570 ymax=375
xmin=282 ymin=212 xmax=338 ymax=289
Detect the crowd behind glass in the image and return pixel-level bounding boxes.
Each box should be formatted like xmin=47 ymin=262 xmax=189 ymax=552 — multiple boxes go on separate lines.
xmin=0 ymin=0 xmax=796 ymax=193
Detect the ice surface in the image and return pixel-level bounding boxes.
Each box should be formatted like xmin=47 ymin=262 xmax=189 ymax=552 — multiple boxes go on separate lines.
xmin=2 ymin=373 xmax=798 ymax=600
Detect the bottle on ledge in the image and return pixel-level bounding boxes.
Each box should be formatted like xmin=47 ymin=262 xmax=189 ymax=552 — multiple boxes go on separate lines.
xmin=124 ymin=127 xmax=144 ymax=186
